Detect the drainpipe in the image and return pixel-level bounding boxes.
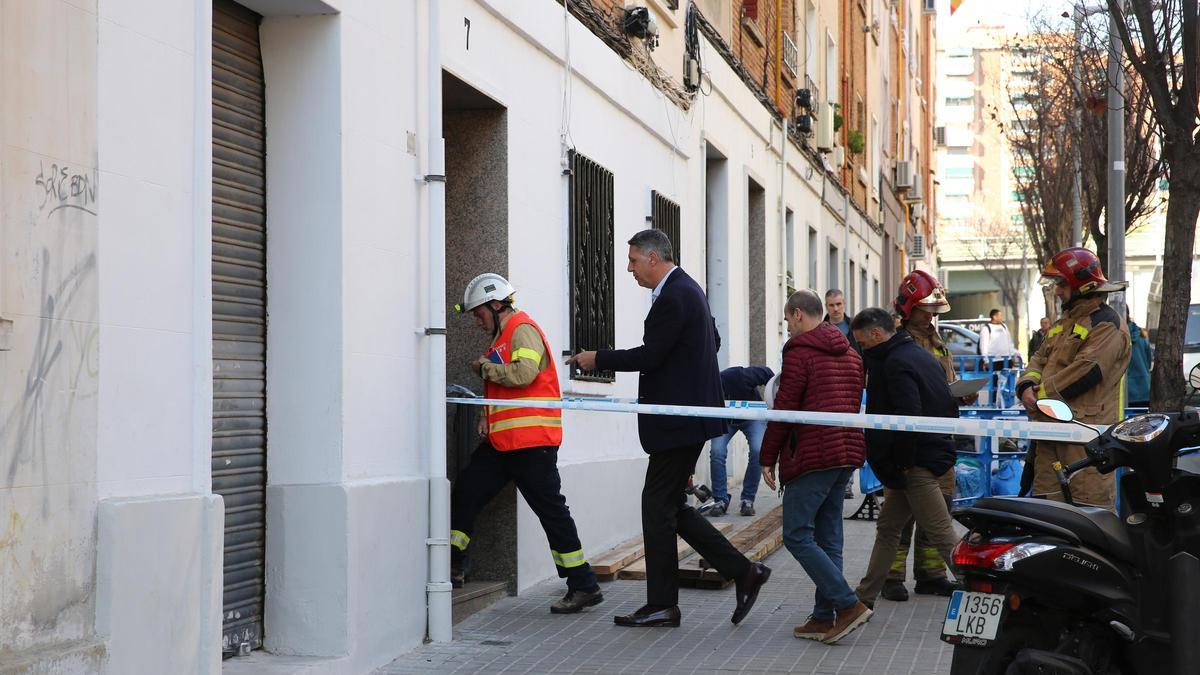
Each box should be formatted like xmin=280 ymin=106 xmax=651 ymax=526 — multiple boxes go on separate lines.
xmin=778 ymin=119 xmax=787 ymax=341
xmin=423 ymin=0 xmax=452 ymax=644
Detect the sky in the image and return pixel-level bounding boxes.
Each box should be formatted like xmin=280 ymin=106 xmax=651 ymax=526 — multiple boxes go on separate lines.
xmin=938 ymin=0 xmax=1075 ymax=36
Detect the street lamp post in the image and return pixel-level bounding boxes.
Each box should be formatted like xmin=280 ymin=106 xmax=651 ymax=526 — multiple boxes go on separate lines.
xmin=1065 ymin=5 xmax=1126 ymax=318
xmin=1107 ymin=9 xmax=1126 ymax=321
xmin=1072 ymin=7 xmax=1084 ymax=248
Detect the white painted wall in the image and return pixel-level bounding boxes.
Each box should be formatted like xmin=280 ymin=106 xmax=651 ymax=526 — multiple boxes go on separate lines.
xmin=1 ymin=0 xmax=102 ymax=668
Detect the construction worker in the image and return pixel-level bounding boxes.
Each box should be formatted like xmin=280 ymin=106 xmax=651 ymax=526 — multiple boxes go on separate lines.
xmin=880 ymin=270 xmax=959 ymax=601
xmin=450 ymin=273 xmax=603 ymax=614
xmin=1017 ymin=248 xmax=1131 ymax=509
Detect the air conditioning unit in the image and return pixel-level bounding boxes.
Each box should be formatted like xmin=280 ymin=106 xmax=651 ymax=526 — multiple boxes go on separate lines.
xmin=934 ymin=126 xmax=946 ymax=146
xmin=832 ymin=145 xmax=845 ymax=169
xmin=911 ymin=203 xmax=925 ymax=220
xmin=815 ymin=101 xmax=835 ymax=152
xmin=894 ymin=160 xmax=914 ymax=190
xmin=906 ymin=176 xmax=924 ymax=203
xmin=909 ymin=233 xmax=927 ymax=259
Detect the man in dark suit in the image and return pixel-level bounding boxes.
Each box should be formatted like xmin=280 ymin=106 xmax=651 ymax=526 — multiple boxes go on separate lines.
xmin=568 ymin=229 xmax=770 ymax=628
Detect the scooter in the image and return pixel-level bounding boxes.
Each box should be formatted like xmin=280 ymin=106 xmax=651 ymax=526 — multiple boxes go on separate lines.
xmin=941 ymin=367 xmax=1200 ymax=675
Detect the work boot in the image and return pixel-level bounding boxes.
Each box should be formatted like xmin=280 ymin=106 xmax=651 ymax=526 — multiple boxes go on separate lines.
xmin=739 ymin=500 xmax=755 ymax=517
xmin=822 ymin=601 xmax=873 ymax=644
xmin=793 ymin=616 xmax=834 ymax=640
xmin=881 ymin=579 xmax=909 ymax=602
xmin=550 ymin=587 xmax=604 ymax=614
xmin=450 ymin=567 xmax=465 ymax=589
xmin=915 ymin=578 xmax=958 ymax=597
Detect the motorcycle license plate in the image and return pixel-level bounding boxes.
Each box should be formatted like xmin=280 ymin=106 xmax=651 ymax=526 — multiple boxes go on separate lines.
xmin=940 ymin=591 xmax=1005 ymax=646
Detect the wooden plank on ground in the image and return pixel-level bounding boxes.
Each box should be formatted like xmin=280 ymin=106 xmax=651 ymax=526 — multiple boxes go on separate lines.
xmin=678 ymin=504 xmax=785 ymax=589
xmin=616 ymin=523 xmax=731 ymax=580
xmin=590 ymin=535 xmax=645 ymax=581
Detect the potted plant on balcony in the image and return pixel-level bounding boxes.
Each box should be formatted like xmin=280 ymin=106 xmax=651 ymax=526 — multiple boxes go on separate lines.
xmin=847 ymin=129 xmax=865 ymax=155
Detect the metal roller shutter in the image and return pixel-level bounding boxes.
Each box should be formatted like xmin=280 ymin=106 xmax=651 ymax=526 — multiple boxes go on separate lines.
xmin=212 ymin=0 xmax=267 ymax=655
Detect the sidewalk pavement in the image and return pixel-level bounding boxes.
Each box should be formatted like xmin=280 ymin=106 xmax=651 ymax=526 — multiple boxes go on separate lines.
xmin=377 ymin=486 xmax=955 ymax=675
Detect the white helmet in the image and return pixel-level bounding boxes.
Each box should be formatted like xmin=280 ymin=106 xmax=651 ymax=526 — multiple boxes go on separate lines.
xmin=762 ymin=374 xmax=781 ymax=410
xmin=456 ymin=273 xmax=516 ymax=313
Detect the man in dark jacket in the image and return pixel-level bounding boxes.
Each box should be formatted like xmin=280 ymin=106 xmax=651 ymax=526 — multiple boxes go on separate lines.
xmin=708 ymin=365 xmax=774 ymax=517
xmin=848 ymin=308 xmax=961 ymax=608
xmin=567 ymin=229 xmax=769 ymax=628
xmin=760 ymin=290 xmax=872 ymax=645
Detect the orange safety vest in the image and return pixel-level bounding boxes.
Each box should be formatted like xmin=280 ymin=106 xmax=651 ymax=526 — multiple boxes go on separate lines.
xmin=484 ymin=311 xmax=563 ymax=451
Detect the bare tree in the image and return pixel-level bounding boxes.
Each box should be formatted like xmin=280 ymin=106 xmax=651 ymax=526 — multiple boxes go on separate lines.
xmin=1107 ymin=0 xmax=1199 ymax=410
xmin=997 ymin=15 xmax=1163 ymax=275
xmin=965 ymin=219 xmax=1032 ymax=338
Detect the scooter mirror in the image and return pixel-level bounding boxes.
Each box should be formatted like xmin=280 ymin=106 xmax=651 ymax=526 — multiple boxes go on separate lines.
xmin=1037 ymin=398 xmax=1074 ymax=422
xmin=1190 ymin=363 xmax=1200 ymax=391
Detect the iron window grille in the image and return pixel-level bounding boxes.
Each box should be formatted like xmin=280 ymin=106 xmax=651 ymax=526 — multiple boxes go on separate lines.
xmin=649 ymin=191 xmax=681 ymax=262
xmin=568 ymin=150 xmax=616 ymax=382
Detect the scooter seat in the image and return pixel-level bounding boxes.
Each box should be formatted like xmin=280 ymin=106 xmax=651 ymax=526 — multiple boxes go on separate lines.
xmin=971 ymin=497 xmax=1135 ymax=563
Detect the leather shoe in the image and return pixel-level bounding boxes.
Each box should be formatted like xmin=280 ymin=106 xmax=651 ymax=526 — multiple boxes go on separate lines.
xmin=881 ymin=579 xmax=909 ymax=602
xmin=550 ymin=588 xmax=604 ymax=614
xmin=915 ymin=578 xmax=959 ymax=597
xmin=731 ymin=562 xmax=771 ymax=624
xmin=613 ymin=604 xmax=681 ymax=627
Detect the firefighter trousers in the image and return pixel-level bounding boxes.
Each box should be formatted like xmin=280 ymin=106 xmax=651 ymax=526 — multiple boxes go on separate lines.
xmin=450 ymin=441 xmax=599 ymax=591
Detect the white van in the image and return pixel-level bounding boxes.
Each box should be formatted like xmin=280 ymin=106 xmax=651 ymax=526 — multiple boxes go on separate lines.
xmin=1184 ymin=304 xmax=1200 ymax=384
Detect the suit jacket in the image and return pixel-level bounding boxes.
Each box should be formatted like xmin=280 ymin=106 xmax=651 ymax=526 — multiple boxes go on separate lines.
xmin=595 ymin=268 xmax=726 ymax=453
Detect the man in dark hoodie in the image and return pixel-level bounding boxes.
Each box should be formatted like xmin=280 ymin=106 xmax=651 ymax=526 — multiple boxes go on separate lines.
xmin=849 ymin=307 xmax=961 ymax=609
xmin=760 ymin=290 xmax=872 ymax=645
xmin=708 ymin=365 xmax=774 ymax=516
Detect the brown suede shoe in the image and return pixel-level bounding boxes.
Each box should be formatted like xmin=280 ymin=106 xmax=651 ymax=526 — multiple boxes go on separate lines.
xmin=821 ymin=601 xmax=873 ymax=644
xmin=793 ymin=616 xmax=834 ymax=640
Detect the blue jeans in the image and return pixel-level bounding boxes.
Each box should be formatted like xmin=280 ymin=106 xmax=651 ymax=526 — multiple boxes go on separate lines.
xmin=782 ymin=468 xmax=858 ymax=621
xmin=708 ymin=419 xmax=766 ymax=505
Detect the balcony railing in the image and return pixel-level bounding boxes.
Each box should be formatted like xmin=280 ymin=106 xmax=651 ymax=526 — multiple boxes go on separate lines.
xmin=782 ymin=32 xmax=799 ymax=81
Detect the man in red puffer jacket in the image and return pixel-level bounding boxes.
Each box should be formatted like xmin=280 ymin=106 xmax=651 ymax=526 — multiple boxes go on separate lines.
xmin=760 ymin=289 xmax=872 ymax=645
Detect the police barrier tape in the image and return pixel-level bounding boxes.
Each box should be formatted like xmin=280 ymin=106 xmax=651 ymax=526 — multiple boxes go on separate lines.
xmin=445 ymin=397 xmax=1098 ymax=444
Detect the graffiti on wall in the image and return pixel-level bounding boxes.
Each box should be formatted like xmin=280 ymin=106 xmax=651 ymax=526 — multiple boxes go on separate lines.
xmin=33 ymin=162 xmax=98 ymax=219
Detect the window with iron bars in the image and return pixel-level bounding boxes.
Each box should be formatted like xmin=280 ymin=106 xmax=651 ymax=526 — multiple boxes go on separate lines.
xmin=568 ymin=150 xmax=616 ymax=382
xmin=650 ymin=191 xmax=680 ymax=263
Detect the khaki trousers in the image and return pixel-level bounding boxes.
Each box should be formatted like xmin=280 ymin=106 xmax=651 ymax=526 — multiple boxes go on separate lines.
xmin=855 ymin=466 xmax=960 ymax=604
xmin=888 ymin=468 xmax=956 ymax=581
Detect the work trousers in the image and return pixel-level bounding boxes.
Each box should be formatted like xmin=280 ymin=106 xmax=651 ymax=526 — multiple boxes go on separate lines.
xmin=1032 ymin=440 xmax=1115 ymax=509
xmin=450 ymin=442 xmax=598 ymax=591
xmin=643 ymin=443 xmax=751 ymax=607
xmin=855 ymin=467 xmax=960 ymax=605
xmin=887 ymin=468 xmax=956 ymax=582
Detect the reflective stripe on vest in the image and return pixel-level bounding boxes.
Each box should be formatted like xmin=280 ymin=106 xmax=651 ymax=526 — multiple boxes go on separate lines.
xmin=484 ymin=312 xmax=564 ymax=451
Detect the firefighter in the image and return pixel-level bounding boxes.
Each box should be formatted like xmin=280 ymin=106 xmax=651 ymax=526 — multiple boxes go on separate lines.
xmin=1017 ymin=248 xmax=1131 ymax=509
xmin=450 ymin=273 xmax=603 ymax=614
xmin=879 ymin=270 xmax=959 ymax=601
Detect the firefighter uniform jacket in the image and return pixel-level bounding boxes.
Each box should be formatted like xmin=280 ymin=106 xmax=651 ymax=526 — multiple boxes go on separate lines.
xmin=905 ymin=321 xmax=956 ymax=383
xmin=1017 ymin=295 xmax=1131 ymax=425
xmin=1016 ymin=294 xmax=1131 ymax=507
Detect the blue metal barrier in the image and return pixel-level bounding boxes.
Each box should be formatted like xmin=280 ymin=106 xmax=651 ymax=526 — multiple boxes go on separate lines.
xmin=953 ymin=355 xmax=1022 ymax=409
xmin=949 ymin=406 xmax=1147 ymax=508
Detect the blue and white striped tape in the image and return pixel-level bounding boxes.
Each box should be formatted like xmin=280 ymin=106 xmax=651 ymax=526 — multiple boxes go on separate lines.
xmin=446 ymin=397 xmax=1097 ymax=443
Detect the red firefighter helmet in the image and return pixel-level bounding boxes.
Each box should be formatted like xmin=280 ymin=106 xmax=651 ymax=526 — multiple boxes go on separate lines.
xmin=894 ymin=270 xmax=951 ymax=319
xmin=1040 ymin=247 xmax=1127 ymax=295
